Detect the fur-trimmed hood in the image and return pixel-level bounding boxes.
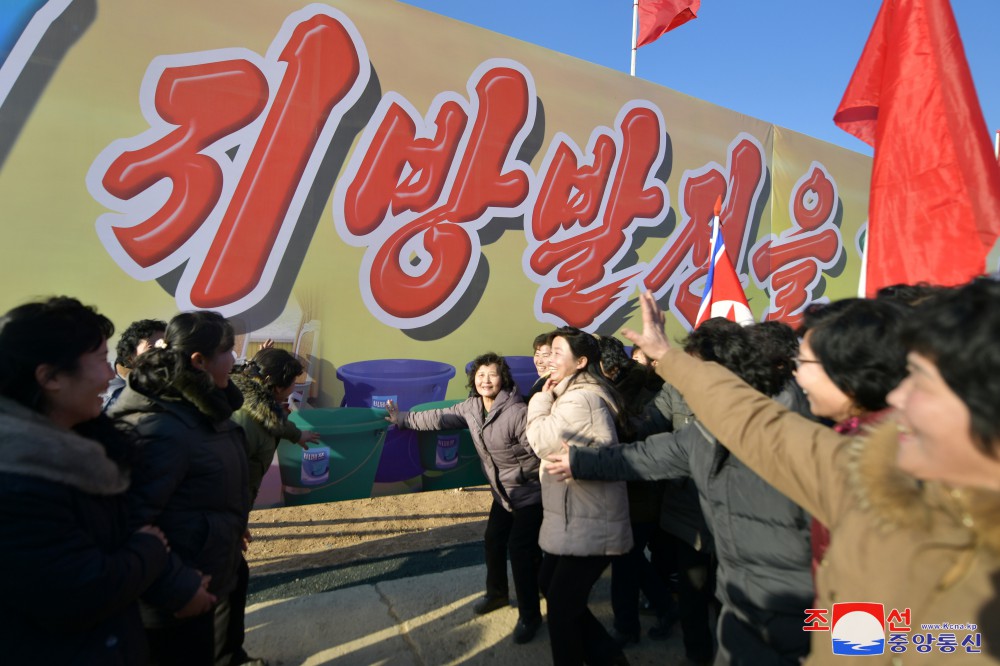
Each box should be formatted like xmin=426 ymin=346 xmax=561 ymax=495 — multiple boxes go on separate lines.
xmin=230 ymin=373 xmax=284 ymax=436
xmin=0 ymin=396 xmax=129 ymax=495
xmin=849 ymin=418 xmax=1000 ymax=564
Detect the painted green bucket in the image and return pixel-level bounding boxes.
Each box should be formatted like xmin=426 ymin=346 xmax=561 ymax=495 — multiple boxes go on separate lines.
xmin=411 ymin=399 xmax=487 ymax=491
xmin=278 ymin=408 xmax=388 ymax=505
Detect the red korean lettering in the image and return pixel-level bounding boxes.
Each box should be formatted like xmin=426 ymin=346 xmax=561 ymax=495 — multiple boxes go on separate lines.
xmin=803 ymin=608 xmax=830 ymax=631
xmin=527 ymin=103 xmax=668 ymax=328
xmin=644 ymin=134 xmax=767 ymax=329
xmin=750 ymin=163 xmax=844 ymax=326
xmin=90 ymin=7 xmax=370 ymax=316
xmin=101 ymin=60 xmax=268 ymax=268
xmin=341 ymin=100 xmax=467 ymax=236
xmin=192 ymin=14 xmax=363 ymax=307
xmin=886 ymin=608 xmax=912 ymax=632
xmin=335 ymin=61 xmax=536 ymax=326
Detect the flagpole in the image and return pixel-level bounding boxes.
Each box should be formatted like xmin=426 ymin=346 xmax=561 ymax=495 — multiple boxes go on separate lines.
xmin=995 ymin=130 xmax=999 ymax=160
xmin=630 ymin=0 xmax=638 ymax=76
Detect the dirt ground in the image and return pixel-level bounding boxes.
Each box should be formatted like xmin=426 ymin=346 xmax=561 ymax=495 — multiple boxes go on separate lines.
xmin=245 ymin=486 xmax=494 ymax=576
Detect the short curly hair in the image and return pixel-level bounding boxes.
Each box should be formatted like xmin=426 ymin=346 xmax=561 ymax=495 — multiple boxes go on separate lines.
xmin=466 ymin=352 xmax=516 ymax=397
xmin=745 ymin=321 xmax=798 ymax=397
xmin=115 ymin=318 xmax=167 ymax=369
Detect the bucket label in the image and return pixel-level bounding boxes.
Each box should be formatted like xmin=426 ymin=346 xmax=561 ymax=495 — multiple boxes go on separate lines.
xmin=371 ymin=394 xmax=397 ymax=409
xmin=301 ymin=445 xmax=330 ymax=485
xmin=435 ymin=434 xmax=459 ymax=470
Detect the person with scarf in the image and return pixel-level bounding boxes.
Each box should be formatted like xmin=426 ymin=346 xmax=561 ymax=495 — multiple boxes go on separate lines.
xmin=110 ymin=311 xmax=250 ymax=665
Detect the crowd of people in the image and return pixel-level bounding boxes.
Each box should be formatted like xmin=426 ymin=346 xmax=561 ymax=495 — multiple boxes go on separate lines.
xmin=0 ymin=276 xmax=998 ymax=665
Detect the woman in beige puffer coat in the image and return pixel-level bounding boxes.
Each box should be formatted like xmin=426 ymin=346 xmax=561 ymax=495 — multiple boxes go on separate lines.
xmin=527 ymin=327 xmax=632 ymax=666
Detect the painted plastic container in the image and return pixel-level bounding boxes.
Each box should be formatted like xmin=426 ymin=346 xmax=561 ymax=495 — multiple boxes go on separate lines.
xmin=336 ymin=359 xmax=456 ymax=483
xmin=464 ymin=355 xmax=539 ymax=398
xmin=411 ymin=399 xmax=487 ymax=491
xmin=277 ymin=408 xmax=388 ymax=506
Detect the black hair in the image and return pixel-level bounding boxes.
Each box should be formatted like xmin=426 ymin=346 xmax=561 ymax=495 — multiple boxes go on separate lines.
xmin=552 ymin=327 xmax=628 ymax=431
xmin=799 ymin=298 xmax=908 ymax=413
xmin=0 ymin=296 xmax=114 ymax=410
xmin=114 ymin=318 xmax=167 ymax=369
xmin=745 ymin=321 xmax=799 ymax=396
xmin=901 ymin=277 xmax=1000 ymax=454
xmin=240 ymin=347 xmax=303 ymax=391
xmin=130 ymin=311 xmax=234 ymax=396
xmin=465 ymin=352 xmax=516 ymax=397
xmin=0 ymin=297 xmax=135 ymax=465
xmin=684 ymin=318 xmax=790 ymax=397
xmin=683 ymin=318 xmax=745 ymax=365
xmin=596 ymin=335 xmax=632 ymax=382
xmin=533 ymin=332 xmax=554 ymax=351
xmin=875 ymin=282 xmax=948 ymax=307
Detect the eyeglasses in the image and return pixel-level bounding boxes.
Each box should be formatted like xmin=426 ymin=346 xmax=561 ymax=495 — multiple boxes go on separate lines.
xmin=794 ymin=357 xmax=822 ymax=370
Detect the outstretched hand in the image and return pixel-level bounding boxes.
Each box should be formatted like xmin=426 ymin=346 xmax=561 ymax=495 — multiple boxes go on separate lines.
xmin=621 ymin=290 xmax=671 ymax=362
xmin=384 ymin=399 xmax=399 ymax=423
xmin=297 ymin=430 xmax=321 ymax=449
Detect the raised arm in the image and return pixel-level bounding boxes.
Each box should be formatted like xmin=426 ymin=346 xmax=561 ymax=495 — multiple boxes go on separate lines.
xmin=623 ymin=291 xmax=849 ymax=524
xmin=387 ymin=399 xmax=467 ymax=432
xmin=565 ymin=430 xmax=693 ymax=483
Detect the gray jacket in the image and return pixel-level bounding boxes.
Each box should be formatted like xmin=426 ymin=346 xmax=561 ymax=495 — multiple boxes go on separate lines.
xmin=570 ymin=420 xmax=813 ymax=630
xmin=392 ymin=389 xmax=540 ymax=510
xmin=527 ymin=374 xmax=632 ymax=557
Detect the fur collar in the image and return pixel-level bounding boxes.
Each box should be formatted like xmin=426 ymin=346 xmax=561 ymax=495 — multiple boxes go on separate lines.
xmin=231 ymin=373 xmax=284 ymax=435
xmin=129 ymin=365 xmax=243 ymax=423
xmin=0 ymin=396 xmax=129 ymax=495
xmin=848 ymin=418 xmax=1000 ymax=558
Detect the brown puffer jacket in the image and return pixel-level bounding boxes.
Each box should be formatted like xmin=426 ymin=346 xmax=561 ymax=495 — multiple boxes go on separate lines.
xmin=526 ymin=373 xmax=632 ymax=557
xmin=657 ymin=347 xmax=1000 ymax=665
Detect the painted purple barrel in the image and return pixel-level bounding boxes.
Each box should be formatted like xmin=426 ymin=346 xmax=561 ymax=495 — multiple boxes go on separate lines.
xmin=337 ymin=359 xmax=456 ymax=483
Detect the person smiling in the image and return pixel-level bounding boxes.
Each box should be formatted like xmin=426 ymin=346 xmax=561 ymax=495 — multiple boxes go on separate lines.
xmin=387 ymin=352 xmax=544 ymax=644
xmin=0 ymin=297 xmax=171 ymax=664
xmin=793 ymin=299 xmax=909 ymax=576
xmin=526 ymin=327 xmax=632 ymax=666
xmin=619 ymin=281 xmax=1000 ymax=665
xmin=110 ymin=311 xmax=250 ymax=665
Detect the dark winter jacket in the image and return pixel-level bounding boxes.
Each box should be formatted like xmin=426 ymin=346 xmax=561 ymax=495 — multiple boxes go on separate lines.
xmin=0 ymin=396 xmax=168 ymax=665
xmin=570 ymin=418 xmax=814 ymax=663
xmin=230 ymin=373 xmax=302 ymax=504
xmin=391 ymin=389 xmax=540 ymax=510
xmin=630 ymin=380 xmax=709 ymax=550
xmin=110 ymin=371 xmax=250 ymax=621
xmin=612 ymin=361 xmax=664 ymax=416
xmin=610 ymin=361 xmax=667 ymax=524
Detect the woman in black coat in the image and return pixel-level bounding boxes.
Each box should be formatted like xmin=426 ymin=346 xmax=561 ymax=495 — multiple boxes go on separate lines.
xmin=110 ymin=311 xmax=250 ymax=666
xmin=0 ymin=297 xmax=171 ymax=665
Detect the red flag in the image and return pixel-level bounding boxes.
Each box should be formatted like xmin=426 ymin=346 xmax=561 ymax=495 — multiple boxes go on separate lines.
xmin=636 ymin=0 xmax=701 ymax=48
xmin=834 ymin=0 xmax=1000 ymax=296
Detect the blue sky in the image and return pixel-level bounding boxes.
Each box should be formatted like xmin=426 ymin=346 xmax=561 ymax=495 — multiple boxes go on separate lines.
xmin=400 ymin=1 xmax=1000 ymax=157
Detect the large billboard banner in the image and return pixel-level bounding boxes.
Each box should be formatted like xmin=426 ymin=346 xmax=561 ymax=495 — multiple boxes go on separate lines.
xmin=0 ymin=0 xmax=871 ymax=502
